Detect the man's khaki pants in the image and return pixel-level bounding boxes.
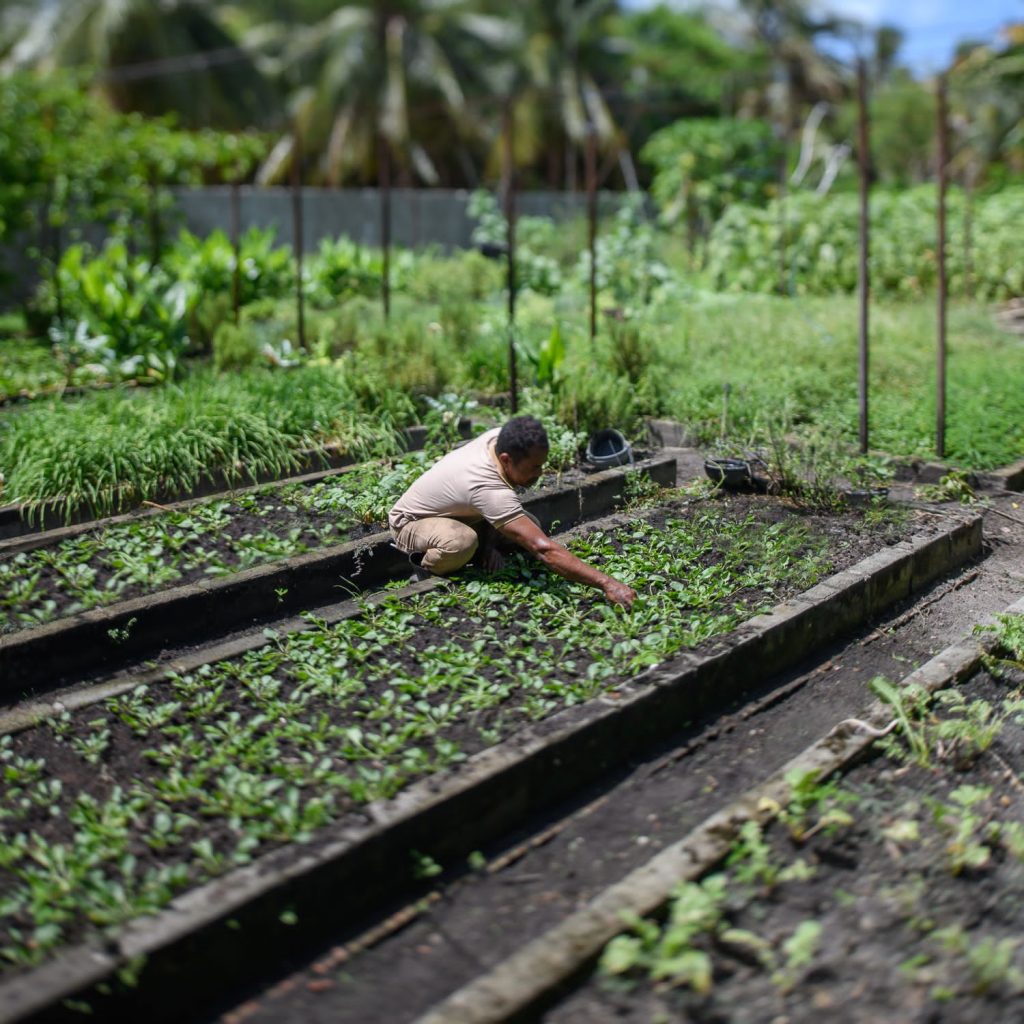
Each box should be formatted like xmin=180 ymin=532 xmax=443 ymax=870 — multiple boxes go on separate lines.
xmin=391 ymin=513 xmax=541 ymax=576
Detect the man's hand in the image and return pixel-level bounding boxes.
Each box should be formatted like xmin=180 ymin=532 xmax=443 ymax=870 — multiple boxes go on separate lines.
xmin=602 ymin=579 xmax=637 ymax=609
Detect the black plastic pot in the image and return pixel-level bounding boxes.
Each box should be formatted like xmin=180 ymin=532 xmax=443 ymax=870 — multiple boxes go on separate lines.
xmin=704 ymin=458 xmax=752 ymax=489
xmin=586 ymin=429 xmax=634 ymax=469
xmin=845 ymin=487 xmax=890 ymax=506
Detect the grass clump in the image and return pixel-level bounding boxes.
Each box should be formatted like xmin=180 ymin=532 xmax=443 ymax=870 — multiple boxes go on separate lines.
xmin=0 ymin=365 xmax=414 ymax=521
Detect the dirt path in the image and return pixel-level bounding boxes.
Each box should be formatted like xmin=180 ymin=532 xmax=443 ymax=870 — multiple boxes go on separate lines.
xmin=209 ymin=483 xmax=1023 ymax=1024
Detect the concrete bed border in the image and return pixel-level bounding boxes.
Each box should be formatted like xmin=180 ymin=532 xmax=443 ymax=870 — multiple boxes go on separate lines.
xmin=0 ymin=510 xmax=983 ymax=1023
xmin=416 ymin=592 xmax=1024 ymax=1024
xmin=0 ymin=456 xmax=677 ymax=701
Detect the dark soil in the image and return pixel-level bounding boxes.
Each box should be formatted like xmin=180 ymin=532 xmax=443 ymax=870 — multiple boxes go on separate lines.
xmin=552 ymin=667 xmax=1024 ymax=1024
xmin=0 ymin=493 xmax=916 ymax=973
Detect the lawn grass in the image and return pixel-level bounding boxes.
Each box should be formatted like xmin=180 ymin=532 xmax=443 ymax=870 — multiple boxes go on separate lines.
xmin=645 ymin=293 xmax=1024 ymax=470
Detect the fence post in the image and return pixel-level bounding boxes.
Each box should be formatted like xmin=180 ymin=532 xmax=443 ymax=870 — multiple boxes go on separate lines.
xmin=290 ymin=124 xmax=306 ymax=351
xmin=503 ymin=101 xmax=519 ymax=413
xmin=936 ymin=73 xmax=949 ymax=460
xmin=856 ymin=58 xmax=871 ymax=455
xmin=230 ymin=179 xmax=241 ymax=324
xmin=148 ymin=165 xmax=162 ymax=266
xmin=378 ymin=133 xmax=392 ymax=321
xmin=776 ymin=132 xmax=788 ymax=296
xmin=586 ymin=125 xmax=598 ymax=342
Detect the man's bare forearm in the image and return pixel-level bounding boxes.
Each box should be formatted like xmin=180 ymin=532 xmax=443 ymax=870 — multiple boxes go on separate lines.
xmin=536 ymin=542 xmax=615 ymax=589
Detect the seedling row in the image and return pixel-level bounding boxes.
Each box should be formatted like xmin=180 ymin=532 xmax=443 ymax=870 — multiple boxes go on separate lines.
xmin=575 ymin=615 xmax=1024 ymax=1023
xmin=0 ymin=493 xmax=911 ymax=978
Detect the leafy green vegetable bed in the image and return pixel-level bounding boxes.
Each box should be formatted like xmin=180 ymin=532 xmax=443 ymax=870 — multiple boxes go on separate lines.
xmin=590 ymin=618 xmax=1024 ymax=1022
xmin=0 ymin=494 xmax=901 ymax=972
xmin=0 ymin=455 xmax=427 ymax=634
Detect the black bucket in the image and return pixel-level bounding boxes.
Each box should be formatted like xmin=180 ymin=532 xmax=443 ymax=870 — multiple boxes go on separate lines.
xmin=585 ymin=429 xmax=634 ymax=469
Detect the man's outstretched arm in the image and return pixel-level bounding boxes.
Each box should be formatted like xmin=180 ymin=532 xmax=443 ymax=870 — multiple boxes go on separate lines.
xmin=499 ymin=515 xmax=637 ymax=608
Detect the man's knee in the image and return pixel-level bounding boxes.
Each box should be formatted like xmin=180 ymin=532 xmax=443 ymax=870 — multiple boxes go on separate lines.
xmin=421 ymin=522 xmax=478 ymax=574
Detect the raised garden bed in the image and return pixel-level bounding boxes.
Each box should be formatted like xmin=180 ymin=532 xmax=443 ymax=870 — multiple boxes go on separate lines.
xmin=0 ymin=450 xmax=439 ymax=635
xmin=0 ymin=495 xmax=981 ymax=1022
xmin=0 ymin=455 xmax=677 ymax=698
xmin=554 ymin=614 xmax=1024 ymax=1023
xmin=0 ymin=425 xmax=440 ymax=542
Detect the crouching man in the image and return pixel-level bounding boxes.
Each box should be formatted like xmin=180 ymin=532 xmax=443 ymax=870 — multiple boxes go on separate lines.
xmin=388 ymin=415 xmax=636 ymax=608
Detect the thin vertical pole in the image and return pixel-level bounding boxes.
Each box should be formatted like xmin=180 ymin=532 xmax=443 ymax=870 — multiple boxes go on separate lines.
xmin=936 ymin=73 xmax=949 ymax=460
xmin=378 ymin=133 xmax=392 ymax=321
xmin=503 ymin=101 xmax=518 ymax=413
xmin=856 ymin=58 xmax=871 ymax=455
xmin=47 ymin=179 xmax=64 ymax=324
xmin=148 ymin=167 xmax=162 ymax=266
xmin=230 ymin=179 xmax=241 ymax=324
xmin=586 ymin=126 xmax=598 ymax=342
xmin=290 ymin=125 xmax=306 ymax=350
xmin=963 ymin=164 xmax=975 ymax=301
xmin=776 ymin=136 xmax=788 ymax=295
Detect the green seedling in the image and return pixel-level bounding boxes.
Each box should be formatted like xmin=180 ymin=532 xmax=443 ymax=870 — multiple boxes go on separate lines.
xmin=869 ymin=676 xmax=932 ymax=766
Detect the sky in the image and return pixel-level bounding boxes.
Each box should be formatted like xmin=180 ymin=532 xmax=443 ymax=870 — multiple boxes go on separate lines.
xmin=824 ymin=0 xmax=1023 ymax=72
xmin=631 ymin=1 xmax=1024 ymax=75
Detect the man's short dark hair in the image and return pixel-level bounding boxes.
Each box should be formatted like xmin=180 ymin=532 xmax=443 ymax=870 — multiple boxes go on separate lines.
xmin=496 ymin=416 xmax=549 ymax=461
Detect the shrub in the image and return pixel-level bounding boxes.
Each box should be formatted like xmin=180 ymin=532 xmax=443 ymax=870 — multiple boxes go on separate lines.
xmin=212 ymin=322 xmax=261 ymax=371
xmin=706 ymin=186 xmax=1024 ymax=300
xmin=43 ymin=241 xmax=194 ymax=380
xmin=164 ymin=227 xmax=294 ymax=307
xmin=642 ymin=118 xmax=782 ymax=236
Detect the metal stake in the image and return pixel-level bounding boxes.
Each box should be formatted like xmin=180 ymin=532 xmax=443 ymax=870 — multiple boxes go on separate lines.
xmin=378 ymin=133 xmax=392 ymax=321
xmin=856 ymin=58 xmax=871 ymax=455
xmin=503 ymin=101 xmax=519 ymax=413
xmin=936 ymin=73 xmax=949 ymax=460
xmin=291 ymin=125 xmax=306 ymax=351
xmin=230 ymin=180 xmax=241 ymax=324
xmin=586 ymin=126 xmax=598 ymax=342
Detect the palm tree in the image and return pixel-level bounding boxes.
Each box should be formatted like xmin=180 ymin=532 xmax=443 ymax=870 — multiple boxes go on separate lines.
xmin=950 ymin=31 xmax=1024 ymax=185
xmin=256 ymin=0 xmax=519 ymax=186
xmin=720 ymin=0 xmax=858 ymax=133
xmin=505 ymin=0 xmax=629 ymax=189
xmin=1 ymin=0 xmax=276 ymax=129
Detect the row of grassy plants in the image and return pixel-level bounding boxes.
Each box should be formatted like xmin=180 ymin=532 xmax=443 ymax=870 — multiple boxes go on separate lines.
xmin=0 ymin=495 xmax=858 ymax=972
xmin=0 ymin=364 xmax=416 ymax=521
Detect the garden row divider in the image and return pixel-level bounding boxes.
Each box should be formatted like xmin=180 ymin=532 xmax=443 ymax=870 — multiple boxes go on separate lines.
xmin=0 ymin=509 xmax=982 ymax=1024
xmin=0 ymin=455 xmax=678 ymax=702
xmin=0 ymin=421 xmax=460 ymax=543
xmin=415 ymin=592 xmax=1024 ymax=1024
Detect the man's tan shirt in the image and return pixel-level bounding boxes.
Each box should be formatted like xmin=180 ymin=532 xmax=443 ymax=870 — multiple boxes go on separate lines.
xmin=388 ymin=428 xmax=527 ymax=534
